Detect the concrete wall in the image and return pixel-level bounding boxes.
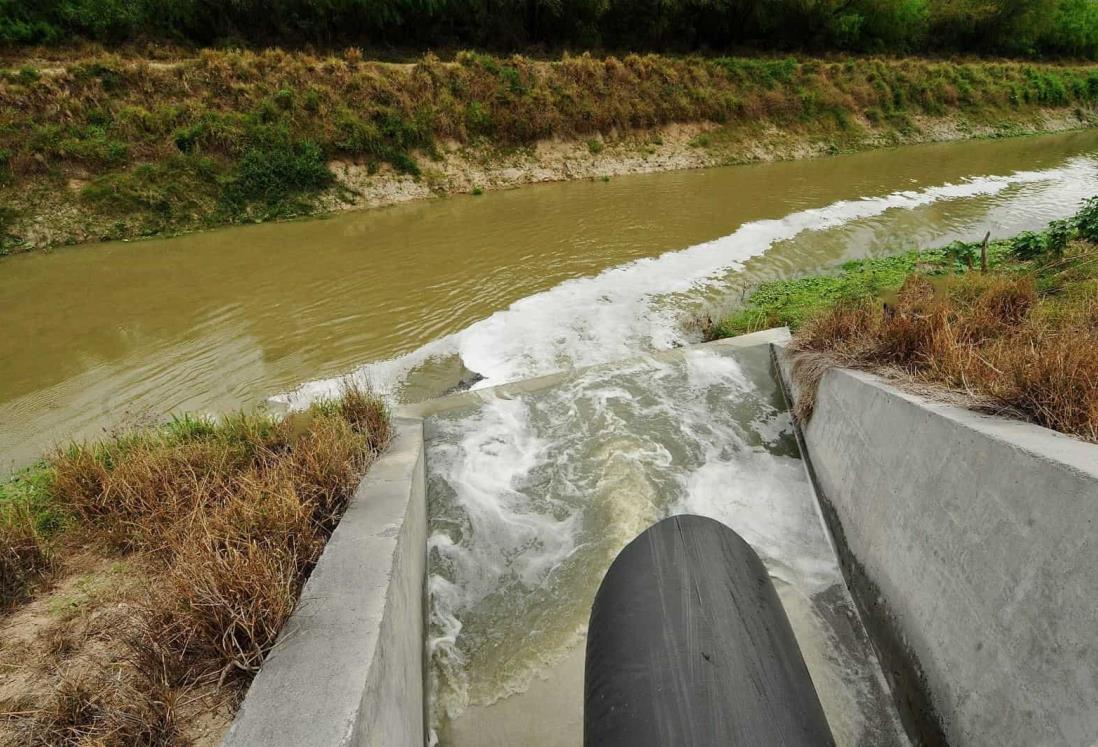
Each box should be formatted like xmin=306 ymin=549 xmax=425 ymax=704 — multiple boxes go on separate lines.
xmin=774 ymin=346 xmax=1098 ymax=746
xmin=223 ymin=416 xmax=427 ymax=747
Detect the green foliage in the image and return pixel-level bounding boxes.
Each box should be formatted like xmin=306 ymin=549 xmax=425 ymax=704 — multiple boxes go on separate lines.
xmin=711 ymin=251 xmax=934 ymax=336
xmin=31 ymin=124 xmax=129 ymax=167
xmin=221 ymin=128 xmax=333 ymax=214
xmin=0 ymin=463 xmax=65 ymax=538
xmin=82 ymin=155 xmax=219 ymax=215
xmin=1075 ymin=197 xmax=1098 ymax=241
xmin=712 ymin=202 xmax=1096 ymax=339
xmin=1 ymin=0 xmax=1096 ymax=57
xmin=1009 ymin=220 xmax=1071 ymax=261
xmin=943 ymin=239 xmax=981 ymax=270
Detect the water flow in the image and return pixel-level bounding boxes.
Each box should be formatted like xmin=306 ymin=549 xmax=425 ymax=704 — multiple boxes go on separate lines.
xmin=426 ymin=345 xmax=906 ymax=746
xmin=283 ymin=155 xmax=1098 ymax=403
xmin=3 ymin=131 xmax=1097 ymax=469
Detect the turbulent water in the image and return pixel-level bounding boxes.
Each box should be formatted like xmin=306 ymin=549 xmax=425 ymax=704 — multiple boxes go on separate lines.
xmin=425 ymin=346 xmax=908 ymax=745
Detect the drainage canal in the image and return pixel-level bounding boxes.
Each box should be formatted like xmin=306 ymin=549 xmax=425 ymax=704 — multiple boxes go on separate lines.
xmin=423 ymin=339 xmax=908 ymax=746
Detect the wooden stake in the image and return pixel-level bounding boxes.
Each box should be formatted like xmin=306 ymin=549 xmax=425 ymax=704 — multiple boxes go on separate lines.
xmin=980 ymin=231 xmax=990 ymax=273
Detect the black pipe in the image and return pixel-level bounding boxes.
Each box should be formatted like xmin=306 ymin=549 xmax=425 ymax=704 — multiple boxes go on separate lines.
xmin=584 ymin=514 xmax=835 ymax=747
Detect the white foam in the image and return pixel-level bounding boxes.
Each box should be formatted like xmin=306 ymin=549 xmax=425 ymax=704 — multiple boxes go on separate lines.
xmin=273 ymin=160 xmax=1090 ymax=409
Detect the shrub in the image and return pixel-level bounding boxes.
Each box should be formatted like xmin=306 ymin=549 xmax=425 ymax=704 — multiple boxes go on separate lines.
xmin=222 ymin=136 xmax=332 ymax=212
xmin=1010 ymin=231 xmax=1048 ymax=260
xmin=1075 ymin=197 xmax=1098 ymax=241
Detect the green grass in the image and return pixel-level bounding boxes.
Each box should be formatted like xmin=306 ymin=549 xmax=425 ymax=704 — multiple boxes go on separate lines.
xmin=707 ymin=240 xmax=1021 ymax=338
xmin=2 ymin=51 xmax=1097 ymax=250
xmin=707 ymin=202 xmax=1094 ymax=339
xmin=0 ymin=462 xmax=65 ymax=538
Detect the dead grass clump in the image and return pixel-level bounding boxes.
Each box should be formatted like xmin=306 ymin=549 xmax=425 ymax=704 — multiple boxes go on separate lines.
xmin=0 ymin=504 xmax=51 ymax=608
xmin=791 ymin=258 xmax=1098 ymax=441
xmin=31 ymin=663 xmax=178 ymax=747
xmin=3 ymin=384 xmax=390 ymax=743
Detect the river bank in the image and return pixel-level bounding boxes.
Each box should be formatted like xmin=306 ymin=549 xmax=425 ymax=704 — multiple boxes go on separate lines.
xmin=0 ymin=385 xmax=391 ymax=745
xmin=2 ymin=51 xmax=1097 ymax=254
xmin=707 ymin=200 xmax=1098 ymax=442
xmin=4 ymin=131 xmax=1097 ymax=472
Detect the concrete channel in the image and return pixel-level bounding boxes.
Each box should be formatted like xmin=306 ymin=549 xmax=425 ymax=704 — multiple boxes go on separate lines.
xmin=224 ymin=329 xmax=1098 ymax=746
xmin=775 ymin=343 xmax=1098 ymax=746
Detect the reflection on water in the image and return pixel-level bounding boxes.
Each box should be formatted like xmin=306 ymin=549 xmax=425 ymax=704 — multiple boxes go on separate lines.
xmin=3 ymin=130 xmax=1098 ymax=468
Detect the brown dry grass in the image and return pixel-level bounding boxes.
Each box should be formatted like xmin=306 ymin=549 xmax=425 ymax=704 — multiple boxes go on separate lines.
xmin=0 ymin=506 xmax=52 ymax=609
xmin=0 ymin=385 xmax=390 ymax=745
xmin=790 ymin=244 xmax=1098 ymax=441
xmin=2 ymin=49 xmax=1096 ymax=254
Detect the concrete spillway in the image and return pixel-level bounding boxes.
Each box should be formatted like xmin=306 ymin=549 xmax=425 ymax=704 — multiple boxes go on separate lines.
xmin=223 ymin=327 xmax=1098 ymax=746
xmin=418 ymin=330 xmax=907 ymax=746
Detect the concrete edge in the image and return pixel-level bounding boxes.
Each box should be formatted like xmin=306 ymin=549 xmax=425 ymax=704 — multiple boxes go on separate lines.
xmin=223 ymin=416 xmax=427 ymax=747
xmin=768 ymin=342 xmax=947 ymax=745
xmin=399 ymin=327 xmax=792 ymax=419
xmin=770 ymin=341 xmax=1098 ymax=745
xmin=772 ymin=341 xmax=1098 ymax=478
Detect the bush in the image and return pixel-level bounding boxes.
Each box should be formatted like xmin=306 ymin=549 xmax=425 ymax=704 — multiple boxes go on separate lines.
xmin=1010 ymin=231 xmax=1049 ymax=260
xmin=222 ymin=134 xmax=332 ymax=212
xmin=1075 ymin=197 xmax=1098 ymax=241
xmin=1 ymin=0 xmax=1096 ymax=57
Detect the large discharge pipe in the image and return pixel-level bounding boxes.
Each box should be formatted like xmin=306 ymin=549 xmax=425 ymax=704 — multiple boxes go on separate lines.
xmin=584 ymin=514 xmax=835 ymax=746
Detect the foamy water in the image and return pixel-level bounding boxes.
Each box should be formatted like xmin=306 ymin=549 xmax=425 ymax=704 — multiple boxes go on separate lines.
xmin=274 ymin=155 xmax=1097 ymax=745
xmin=426 ymin=346 xmax=906 ymax=745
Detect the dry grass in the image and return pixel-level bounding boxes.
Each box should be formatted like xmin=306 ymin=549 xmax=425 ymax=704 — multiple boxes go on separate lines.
xmin=1 ymin=50 xmax=1096 ymax=251
xmin=791 ymin=243 xmax=1098 ymax=441
xmin=0 ymin=384 xmax=390 ymax=744
xmin=0 ymin=504 xmax=52 ymax=608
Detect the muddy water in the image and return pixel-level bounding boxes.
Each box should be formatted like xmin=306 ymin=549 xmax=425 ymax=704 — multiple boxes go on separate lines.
xmin=3 ymin=129 xmax=1098 ymax=468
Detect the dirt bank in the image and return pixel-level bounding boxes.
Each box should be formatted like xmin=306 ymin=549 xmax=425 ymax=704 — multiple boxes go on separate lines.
xmin=318 ymin=109 xmax=1097 ymax=214
xmin=3 ymin=51 xmax=1097 ymax=255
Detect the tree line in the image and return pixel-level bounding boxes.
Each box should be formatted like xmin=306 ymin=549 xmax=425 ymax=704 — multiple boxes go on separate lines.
xmin=1 ymin=0 xmax=1097 ymax=57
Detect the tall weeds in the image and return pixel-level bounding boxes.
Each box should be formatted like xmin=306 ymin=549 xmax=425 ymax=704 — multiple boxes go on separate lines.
xmin=2 ymin=385 xmax=390 ymax=743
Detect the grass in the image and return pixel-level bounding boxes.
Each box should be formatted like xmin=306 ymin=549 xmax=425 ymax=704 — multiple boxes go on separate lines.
xmin=700 ymin=241 xmax=1017 ymax=338
xmin=0 ymin=384 xmax=390 ymax=743
xmin=709 ymin=200 xmax=1098 ymax=441
xmin=1 ymin=51 xmax=1097 ymax=252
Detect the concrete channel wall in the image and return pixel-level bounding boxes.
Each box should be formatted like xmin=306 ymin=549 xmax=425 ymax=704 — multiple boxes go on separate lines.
xmin=774 ymin=345 xmax=1098 ymax=746
xmin=223 ymin=416 xmax=427 ymax=747
xmin=222 ymin=329 xmax=792 ymax=746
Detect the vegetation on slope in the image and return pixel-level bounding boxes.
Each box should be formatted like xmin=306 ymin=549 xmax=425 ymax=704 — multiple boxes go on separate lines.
xmin=2 ymin=51 xmax=1096 ymax=253
xmin=708 ymin=199 xmax=1098 ymax=441
xmin=0 ymin=385 xmax=389 ymax=743
xmin=2 ymin=0 xmax=1098 ymax=58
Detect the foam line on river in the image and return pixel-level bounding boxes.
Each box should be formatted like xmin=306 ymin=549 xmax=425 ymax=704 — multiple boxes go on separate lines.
xmin=273 ymin=157 xmax=1095 ymax=407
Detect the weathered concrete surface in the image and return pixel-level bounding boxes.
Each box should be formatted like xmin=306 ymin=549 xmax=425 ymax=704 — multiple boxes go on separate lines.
xmin=223 ymin=416 xmax=427 ymax=747
xmin=775 ymin=345 xmax=1098 ymax=746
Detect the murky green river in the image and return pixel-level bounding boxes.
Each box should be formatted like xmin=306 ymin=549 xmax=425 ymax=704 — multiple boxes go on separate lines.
xmin=2 ymin=129 xmax=1098 ymax=469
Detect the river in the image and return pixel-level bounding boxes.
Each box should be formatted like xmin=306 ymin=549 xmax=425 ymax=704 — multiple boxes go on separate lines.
xmin=2 ymin=130 xmax=1098 ymax=470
